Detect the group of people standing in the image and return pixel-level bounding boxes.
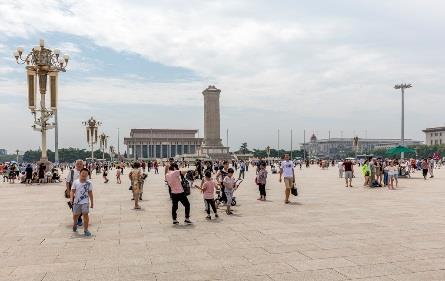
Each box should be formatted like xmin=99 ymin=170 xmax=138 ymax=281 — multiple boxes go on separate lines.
xmin=337 ymin=156 xmax=438 ymax=190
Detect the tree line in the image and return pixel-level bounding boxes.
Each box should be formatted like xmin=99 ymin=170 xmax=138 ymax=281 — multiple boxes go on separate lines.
xmin=0 ymin=148 xmax=111 ymax=163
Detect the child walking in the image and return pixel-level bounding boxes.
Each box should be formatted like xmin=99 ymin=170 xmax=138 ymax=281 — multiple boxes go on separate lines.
xmin=70 ymin=168 xmax=94 ymax=236
xmin=198 ymin=171 xmax=219 ymax=219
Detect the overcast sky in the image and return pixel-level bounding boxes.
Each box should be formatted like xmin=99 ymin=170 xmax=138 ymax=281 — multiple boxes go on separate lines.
xmin=1 ymin=0 xmax=444 ymax=154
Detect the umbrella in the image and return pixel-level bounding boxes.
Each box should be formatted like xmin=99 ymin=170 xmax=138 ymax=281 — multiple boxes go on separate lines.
xmin=386 ymin=145 xmax=416 ymax=155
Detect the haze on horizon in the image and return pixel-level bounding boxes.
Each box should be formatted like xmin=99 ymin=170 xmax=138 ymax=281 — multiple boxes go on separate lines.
xmin=1 ymin=0 xmax=444 ymax=153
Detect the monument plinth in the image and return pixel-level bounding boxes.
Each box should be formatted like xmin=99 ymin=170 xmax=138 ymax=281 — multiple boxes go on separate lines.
xmin=198 ymin=85 xmax=231 ymax=160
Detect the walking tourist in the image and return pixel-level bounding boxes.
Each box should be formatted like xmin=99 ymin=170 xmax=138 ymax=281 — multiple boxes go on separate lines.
xmin=361 ymin=160 xmax=371 ymax=187
xmin=343 ymin=159 xmax=354 ymax=187
xmin=129 ymin=162 xmax=143 ymax=209
xmin=429 ymin=157 xmax=435 ymax=178
xmin=383 ymin=160 xmax=389 ymax=187
xmin=375 ymin=159 xmax=383 ymax=186
xmin=116 ymin=168 xmax=121 ymax=184
xmin=154 ymin=161 xmax=159 ymax=174
xmin=38 ymin=163 xmax=45 ymax=184
xmin=70 ymin=168 xmax=94 ymax=236
xmin=387 ymin=161 xmax=397 ymax=190
xmin=102 ymin=164 xmax=109 ymax=183
xmin=279 ymin=154 xmax=295 ymax=204
xmin=216 ymin=161 xmax=230 ymax=204
xmin=338 ymin=160 xmax=344 ymax=178
xmin=25 ymin=164 xmax=33 ymax=185
xmin=239 ymin=160 xmax=246 ymax=179
xmin=165 ymin=165 xmax=192 ymax=225
xmin=66 ymin=160 xmax=85 ymax=226
xmin=256 ymin=161 xmax=268 ymax=201
xmin=421 ymin=159 xmax=429 ymax=180
xmin=165 ymin=158 xmax=175 ymax=198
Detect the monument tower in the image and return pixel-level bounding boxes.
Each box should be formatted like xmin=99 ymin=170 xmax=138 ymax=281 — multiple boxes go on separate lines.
xmin=199 ymin=85 xmax=230 ymax=159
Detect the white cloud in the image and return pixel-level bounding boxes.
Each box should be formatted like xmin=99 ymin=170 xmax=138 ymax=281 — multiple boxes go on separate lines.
xmin=0 ymin=0 xmax=444 ymax=151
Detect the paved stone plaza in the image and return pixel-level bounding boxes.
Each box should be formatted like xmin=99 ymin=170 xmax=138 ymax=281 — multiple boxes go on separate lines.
xmin=1 ymin=166 xmax=445 ymax=281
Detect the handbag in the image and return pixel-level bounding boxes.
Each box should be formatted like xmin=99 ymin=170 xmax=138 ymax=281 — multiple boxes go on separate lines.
xmin=291 ymin=184 xmax=298 ymax=196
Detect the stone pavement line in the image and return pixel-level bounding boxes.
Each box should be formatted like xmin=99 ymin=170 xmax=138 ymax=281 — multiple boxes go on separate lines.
xmin=0 ymin=167 xmax=445 ymax=280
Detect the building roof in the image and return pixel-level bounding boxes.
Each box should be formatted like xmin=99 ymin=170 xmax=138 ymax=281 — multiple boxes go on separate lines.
xmin=310 ymin=134 xmax=317 ymax=141
xmin=130 ymin=129 xmax=198 ymax=133
xmin=422 ymin=126 xmax=445 ymax=133
xmin=300 ymin=138 xmax=422 ymax=145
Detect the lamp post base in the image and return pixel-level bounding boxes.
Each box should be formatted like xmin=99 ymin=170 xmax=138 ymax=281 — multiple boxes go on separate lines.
xmin=37 ymin=158 xmax=51 ymax=172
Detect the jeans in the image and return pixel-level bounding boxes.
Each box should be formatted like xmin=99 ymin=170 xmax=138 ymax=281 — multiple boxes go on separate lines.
xmin=205 ymin=199 xmax=217 ymax=215
xmin=239 ymin=170 xmax=245 ymax=179
xmin=171 ymin=192 xmax=190 ymax=220
xmin=383 ymin=172 xmax=388 ymax=186
xmin=258 ymin=184 xmax=266 ymax=196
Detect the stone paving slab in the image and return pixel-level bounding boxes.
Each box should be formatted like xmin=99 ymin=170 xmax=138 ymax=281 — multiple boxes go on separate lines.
xmin=1 ymin=166 xmax=445 ymax=280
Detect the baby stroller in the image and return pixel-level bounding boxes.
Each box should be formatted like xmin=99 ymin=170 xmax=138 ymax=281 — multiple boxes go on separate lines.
xmin=215 ymin=184 xmax=237 ymax=206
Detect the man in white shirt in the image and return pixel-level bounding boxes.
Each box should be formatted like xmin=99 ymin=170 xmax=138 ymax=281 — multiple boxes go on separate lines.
xmin=66 ymin=159 xmax=84 ymax=226
xmin=279 ymin=154 xmax=295 ymax=204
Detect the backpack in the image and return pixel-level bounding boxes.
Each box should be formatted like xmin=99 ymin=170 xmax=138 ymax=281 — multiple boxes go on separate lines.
xmin=64 ymin=169 xmax=74 ymax=198
xmin=180 ymin=174 xmax=191 ymax=196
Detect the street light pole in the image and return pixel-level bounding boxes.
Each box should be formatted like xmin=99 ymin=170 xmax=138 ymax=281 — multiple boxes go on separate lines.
xmin=290 ymin=128 xmax=293 ymax=160
xmin=303 ymin=129 xmax=306 ymax=162
xmin=55 ymin=110 xmax=59 ymax=163
xmin=83 ymin=117 xmax=101 ymax=162
xmin=13 ymin=39 xmax=69 ymax=164
xmin=394 ymin=83 xmax=412 ymax=159
xmin=99 ymin=133 xmax=108 ymax=160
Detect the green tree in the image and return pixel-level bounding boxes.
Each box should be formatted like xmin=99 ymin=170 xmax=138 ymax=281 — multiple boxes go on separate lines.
xmin=237 ymin=142 xmax=251 ymax=154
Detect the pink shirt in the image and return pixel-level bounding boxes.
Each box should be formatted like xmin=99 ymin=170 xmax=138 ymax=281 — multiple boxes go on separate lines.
xmin=165 ymin=170 xmax=184 ymax=194
xmin=202 ymin=180 xmax=216 ymax=199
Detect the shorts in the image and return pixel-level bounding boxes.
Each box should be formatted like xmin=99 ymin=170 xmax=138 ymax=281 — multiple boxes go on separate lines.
xmin=73 ymin=203 xmax=89 ymax=215
xmin=224 ymin=189 xmax=233 ymax=204
xmin=283 ymin=177 xmax=294 ymax=189
xmin=345 ymin=171 xmax=353 ymax=179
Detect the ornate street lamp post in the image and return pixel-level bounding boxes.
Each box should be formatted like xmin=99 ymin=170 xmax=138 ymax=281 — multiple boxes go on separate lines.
xmin=99 ymin=133 xmax=108 ymax=160
xmin=13 ymin=39 xmax=69 ymax=164
xmin=394 ymin=83 xmax=412 ymax=159
xmin=109 ymin=145 xmax=115 ymax=163
xmin=83 ymin=117 xmax=101 ymax=161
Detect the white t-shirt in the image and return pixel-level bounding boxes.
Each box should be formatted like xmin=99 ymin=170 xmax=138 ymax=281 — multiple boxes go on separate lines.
xmin=280 ymin=160 xmax=294 ymax=178
xmin=72 ymin=179 xmax=93 ymax=205
xmin=66 ymin=168 xmax=81 ymax=187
